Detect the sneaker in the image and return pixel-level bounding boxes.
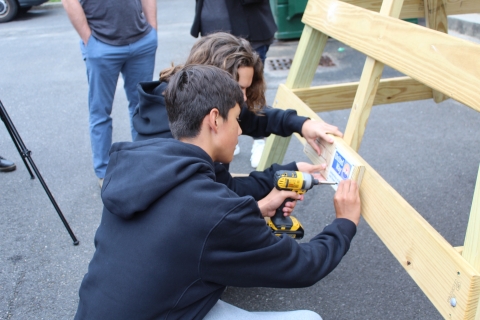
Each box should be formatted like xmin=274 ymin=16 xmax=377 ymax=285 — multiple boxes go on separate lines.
xmin=234 ymin=144 xmax=240 ymax=156
xmin=250 ymin=139 xmax=265 ymax=168
xmin=0 ymin=156 xmax=16 ymax=172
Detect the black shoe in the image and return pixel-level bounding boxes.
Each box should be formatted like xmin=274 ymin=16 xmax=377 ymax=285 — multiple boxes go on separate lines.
xmin=0 ymin=156 xmax=16 ymax=172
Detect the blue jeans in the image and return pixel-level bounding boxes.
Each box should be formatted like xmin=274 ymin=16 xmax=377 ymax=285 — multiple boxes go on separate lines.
xmin=80 ymin=29 xmax=157 ymax=178
xmin=254 ymin=44 xmax=270 ymax=67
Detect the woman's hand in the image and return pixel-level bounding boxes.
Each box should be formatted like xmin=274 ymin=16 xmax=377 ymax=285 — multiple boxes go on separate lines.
xmin=301 ymin=120 xmax=343 ymax=155
xmin=258 ymin=188 xmax=304 ymax=218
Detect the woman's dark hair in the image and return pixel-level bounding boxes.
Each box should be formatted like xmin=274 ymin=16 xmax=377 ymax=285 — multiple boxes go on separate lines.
xmin=160 ymin=32 xmax=266 ymax=112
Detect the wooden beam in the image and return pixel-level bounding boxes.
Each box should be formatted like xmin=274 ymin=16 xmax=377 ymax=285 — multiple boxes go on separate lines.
xmin=286 ymin=25 xmax=328 ymax=89
xmin=276 ymin=84 xmax=480 ymax=319
xmin=230 ymin=173 xmax=249 ymax=177
xmin=292 ymin=76 xmax=434 ymax=112
xmin=257 ymin=26 xmax=328 ymax=171
xmin=343 ymin=0 xmax=404 ymax=151
xmin=463 ymin=164 xmax=480 ymax=272
xmin=343 ymin=57 xmax=385 ymax=150
xmin=256 ymin=134 xmax=292 ymax=171
xmin=424 ymin=0 xmax=449 ymax=103
xmin=302 ymin=0 xmax=480 ymax=113
xmin=340 ymin=0 xmax=480 ymax=19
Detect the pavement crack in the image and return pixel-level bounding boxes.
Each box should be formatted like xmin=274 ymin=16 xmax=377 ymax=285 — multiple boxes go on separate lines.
xmin=5 ymin=269 xmax=26 ymax=320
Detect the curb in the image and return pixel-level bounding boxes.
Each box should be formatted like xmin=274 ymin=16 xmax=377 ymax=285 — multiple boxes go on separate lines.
xmin=448 ymin=15 xmax=480 ymax=40
xmin=32 ymin=2 xmax=63 ymax=10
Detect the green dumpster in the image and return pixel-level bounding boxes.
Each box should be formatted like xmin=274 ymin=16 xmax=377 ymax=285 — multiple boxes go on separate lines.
xmin=269 ymin=0 xmax=308 ymax=40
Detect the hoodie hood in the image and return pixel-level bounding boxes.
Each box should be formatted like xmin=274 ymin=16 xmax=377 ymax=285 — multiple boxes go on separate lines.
xmin=132 ymin=81 xmax=173 ymax=141
xmin=101 ymin=138 xmax=215 ymax=219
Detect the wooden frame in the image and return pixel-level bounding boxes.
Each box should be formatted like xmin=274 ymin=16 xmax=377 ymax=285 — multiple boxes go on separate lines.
xmin=257 ymin=0 xmax=480 ymax=318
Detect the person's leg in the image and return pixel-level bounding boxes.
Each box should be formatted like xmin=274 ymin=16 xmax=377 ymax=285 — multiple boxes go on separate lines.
xmin=254 ymin=44 xmax=270 ymax=67
xmin=83 ymin=37 xmax=128 ymax=179
xmin=250 ymin=138 xmax=265 ymax=168
xmin=121 ymin=28 xmax=158 ymax=141
xmin=203 ymin=300 xmax=322 ymax=320
xmin=249 ymin=44 xmax=271 ymax=168
xmin=0 ymin=155 xmax=16 ymax=172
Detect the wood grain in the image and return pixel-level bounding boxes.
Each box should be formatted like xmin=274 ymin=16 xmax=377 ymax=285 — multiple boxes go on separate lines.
xmin=293 ymin=76 xmax=433 ymax=111
xmin=302 ymin=0 xmax=480 ymax=112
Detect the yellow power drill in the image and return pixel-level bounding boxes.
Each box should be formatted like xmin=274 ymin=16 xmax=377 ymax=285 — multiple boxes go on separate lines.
xmin=267 ymin=170 xmax=336 ymax=239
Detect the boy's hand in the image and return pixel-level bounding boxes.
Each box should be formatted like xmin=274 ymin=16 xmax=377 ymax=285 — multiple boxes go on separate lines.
xmin=333 ymin=180 xmax=361 ymax=225
xmin=296 ymin=162 xmax=326 ymax=181
xmin=258 ymin=189 xmax=304 ymax=218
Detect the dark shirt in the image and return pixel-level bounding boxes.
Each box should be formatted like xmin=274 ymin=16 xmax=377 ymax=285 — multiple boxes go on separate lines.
xmin=200 ymin=0 xmax=232 ymax=35
xmin=191 ymin=0 xmax=277 ymax=45
xmin=80 ymin=0 xmax=151 ymax=46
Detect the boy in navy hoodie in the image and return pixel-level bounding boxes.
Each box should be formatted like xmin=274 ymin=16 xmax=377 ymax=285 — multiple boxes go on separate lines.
xmin=75 ymin=65 xmax=361 ymax=320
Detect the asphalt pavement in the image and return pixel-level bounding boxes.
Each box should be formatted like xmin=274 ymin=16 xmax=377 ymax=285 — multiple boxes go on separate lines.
xmin=1 ymin=2 xmax=480 ymax=319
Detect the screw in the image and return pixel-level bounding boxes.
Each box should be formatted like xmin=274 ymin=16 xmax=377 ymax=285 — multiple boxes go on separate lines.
xmin=450 ymin=297 xmax=457 ymax=307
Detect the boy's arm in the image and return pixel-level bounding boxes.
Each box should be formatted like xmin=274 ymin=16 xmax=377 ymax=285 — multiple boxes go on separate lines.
xmin=200 ymin=181 xmax=360 ymax=288
xmin=61 ymin=0 xmax=91 ymax=45
xmin=215 ymin=162 xmax=298 ymax=200
xmin=216 ymin=162 xmax=326 ymax=200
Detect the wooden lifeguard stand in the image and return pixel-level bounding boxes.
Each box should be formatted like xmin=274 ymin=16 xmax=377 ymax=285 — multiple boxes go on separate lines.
xmin=257 ymin=0 xmax=480 ymax=318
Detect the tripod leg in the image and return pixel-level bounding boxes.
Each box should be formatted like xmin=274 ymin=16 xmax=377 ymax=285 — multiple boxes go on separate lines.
xmin=0 ymin=103 xmax=34 ymax=178
xmin=25 ymin=155 xmax=80 ymax=245
xmin=0 ymin=100 xmax=79 ymax=245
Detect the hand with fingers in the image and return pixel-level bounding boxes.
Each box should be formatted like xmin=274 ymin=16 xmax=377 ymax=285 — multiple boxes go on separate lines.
xmin=333 ymin=179 xmax=361 ymax=226
xmin=296 ymin=162 xmax=327 ymax=181
xmin=301 ymin=120 xmax=343 ymax=155
xmin=257 ymin=188 xmax=304 ymax=218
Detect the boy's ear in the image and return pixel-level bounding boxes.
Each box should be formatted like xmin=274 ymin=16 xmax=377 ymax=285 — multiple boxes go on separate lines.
xmin=207 ymin=108 xmax=220 ymax=133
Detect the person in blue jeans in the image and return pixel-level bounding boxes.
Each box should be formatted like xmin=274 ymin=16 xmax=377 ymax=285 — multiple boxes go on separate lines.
xmin=62 ymin=0 xmax=158 ymax=187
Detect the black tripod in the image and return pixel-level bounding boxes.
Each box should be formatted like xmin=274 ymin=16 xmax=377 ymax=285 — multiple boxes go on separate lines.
xmin=0 ymin=100 xmax=79 ymax=245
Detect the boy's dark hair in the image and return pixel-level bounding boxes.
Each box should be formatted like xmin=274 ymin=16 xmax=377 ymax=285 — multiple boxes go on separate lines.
xmin=164 ymin=64 xmax=244 ymax=139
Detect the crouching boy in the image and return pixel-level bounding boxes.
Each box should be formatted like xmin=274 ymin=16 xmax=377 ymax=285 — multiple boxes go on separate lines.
xmin=74 ymin=65 xmax=361 ymax=320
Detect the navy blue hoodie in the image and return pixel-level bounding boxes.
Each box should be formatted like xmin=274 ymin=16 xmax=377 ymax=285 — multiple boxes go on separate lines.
xmin=75 ymin=138 xmax=356 ymax=320
xmin=131 ymin=81 xmax=306 ymax=200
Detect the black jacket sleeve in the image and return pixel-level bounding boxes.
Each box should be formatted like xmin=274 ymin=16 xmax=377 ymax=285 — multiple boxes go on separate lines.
xmin=201 ymin=196 xmax=357 ymax=288
xmin=239 ymin=106 xmax=309 ymax=138
xmin=190 ymin=0 xmax=203 ymax=38
xmin=215 ymin=162 xmax=298 ymax=200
